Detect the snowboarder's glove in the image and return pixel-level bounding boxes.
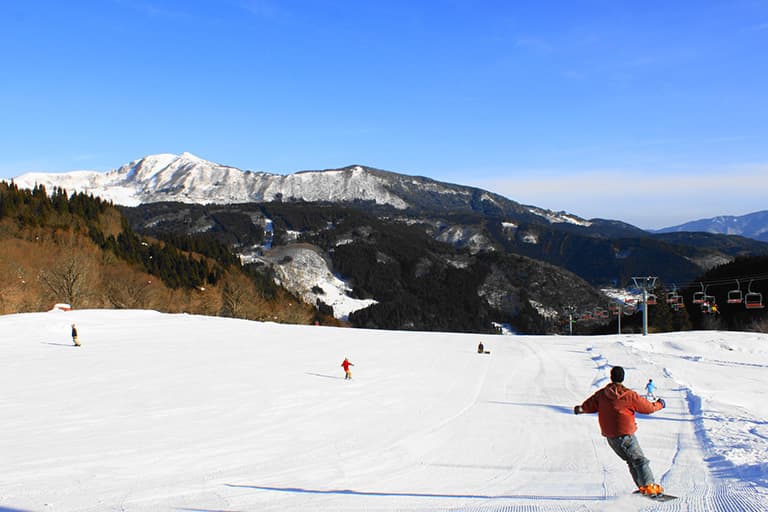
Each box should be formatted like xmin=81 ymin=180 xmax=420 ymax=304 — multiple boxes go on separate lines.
xmin=656 ymin=398 xmax=666 ymax=409
xmin=573 ymin=405 xmax=584 ymax=415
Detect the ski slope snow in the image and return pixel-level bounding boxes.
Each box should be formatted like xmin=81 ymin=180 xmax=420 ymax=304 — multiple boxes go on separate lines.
xmin=1 ymin=309 xmax=767 ymax=511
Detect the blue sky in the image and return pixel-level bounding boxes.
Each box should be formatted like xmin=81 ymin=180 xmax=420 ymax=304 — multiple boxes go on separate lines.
xmin=1 ymin=1 xmax=767 ymax=229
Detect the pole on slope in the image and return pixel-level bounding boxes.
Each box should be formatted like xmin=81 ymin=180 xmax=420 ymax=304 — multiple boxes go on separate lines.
xmin=643 ymin=287 xmax=648 ymax=335
xmin=565 ymin=305 xmax=575 ymax=335
xmin=632 ymin=276 xmax=657 ymax=336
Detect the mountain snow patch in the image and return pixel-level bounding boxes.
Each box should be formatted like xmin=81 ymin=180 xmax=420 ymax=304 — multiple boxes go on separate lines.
xmin=529 ymin=207 xmax=592 ymax=226
xmin=529 ymin=299 xmax=559 ymax=319
xmin=260 ymin=244 xmax=376 ymax=320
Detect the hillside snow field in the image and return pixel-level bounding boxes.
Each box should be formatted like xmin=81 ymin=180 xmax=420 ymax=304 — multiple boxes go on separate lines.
xmin=2 ymin=310 xmax=767 ymax=511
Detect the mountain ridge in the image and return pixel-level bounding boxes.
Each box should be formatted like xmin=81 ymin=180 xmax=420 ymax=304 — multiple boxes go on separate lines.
xmin=655 ymin=210 xmax=768 ymax=242
xmin=12 ymin=152 xmax=643 ymax=235
xmin=12 ymin=152 xmax=768 ymax=243
xmin=6 ymin=153 xmax=768 ymax=333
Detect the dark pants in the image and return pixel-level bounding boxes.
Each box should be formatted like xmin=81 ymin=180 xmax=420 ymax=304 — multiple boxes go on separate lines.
xmin=606 ymin=434 xmax=655 ymax=488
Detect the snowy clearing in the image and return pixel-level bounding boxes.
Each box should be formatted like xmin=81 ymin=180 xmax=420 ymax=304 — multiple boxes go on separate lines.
xmin=2 ymin=309 xmax=767 ymax=511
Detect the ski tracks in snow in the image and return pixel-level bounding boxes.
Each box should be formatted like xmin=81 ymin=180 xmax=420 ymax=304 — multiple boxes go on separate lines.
xmin=604 ymin=340 xmax=768 ymax=512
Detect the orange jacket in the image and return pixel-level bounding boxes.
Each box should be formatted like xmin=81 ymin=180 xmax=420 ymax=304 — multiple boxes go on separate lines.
xmin=580 ymin=383 xmax=662 ymax=437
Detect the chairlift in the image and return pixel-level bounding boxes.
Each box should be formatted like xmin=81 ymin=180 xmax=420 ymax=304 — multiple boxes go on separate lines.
xmin=692 ymin=283 xmax=706 ymax=304
xmin=703 ymin=295 xmax=717 ymax=310
xmin=646 ymin=293 xmax=657 ymax=306
xmin=700 ymin=295 xmax=718 ymax=314
xmin=727 ymin=279 xmax=743 ymax=304
xmin=666 ymin=290 xmax=680 ymax=304
xmin=745 ymin=280 xmax=764 ymax=310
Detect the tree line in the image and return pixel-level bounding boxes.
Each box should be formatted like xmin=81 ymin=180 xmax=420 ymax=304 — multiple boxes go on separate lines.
xmin=0 ymin=182 xmax=226 ymax=290
xmin=0 ymin=182 xmax=326 ymax=324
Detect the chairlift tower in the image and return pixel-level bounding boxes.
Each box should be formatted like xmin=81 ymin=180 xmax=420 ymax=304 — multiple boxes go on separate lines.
xmin=632 ymin=276 xmax=658 ymax=336
xmin=564 ymin=305 xmax=576 ymax=335
xmin=614 ymin=300 xmax=622 ymax=335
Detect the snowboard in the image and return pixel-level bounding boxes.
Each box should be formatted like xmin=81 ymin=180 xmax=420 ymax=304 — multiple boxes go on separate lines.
xmin=633 ymin=490 xmax=678 ymax=502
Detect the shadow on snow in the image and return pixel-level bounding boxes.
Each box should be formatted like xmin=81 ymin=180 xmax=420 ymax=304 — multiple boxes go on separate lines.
xmin=225 ymin=484 xmax=609 ymax=501
xmin=485 ymin=401 xmax=574 ymax=415
xmin=305 ymin=372 xmax=344 ymax=380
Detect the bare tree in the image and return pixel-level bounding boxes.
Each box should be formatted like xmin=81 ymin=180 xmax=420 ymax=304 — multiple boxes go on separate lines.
xmin=39 ymin=252 xmax=92 ymax=308
xmin=221 ymin=275 xmax=251 ymax=318
xmin=105 ymin=276 xmax=153 ymax=309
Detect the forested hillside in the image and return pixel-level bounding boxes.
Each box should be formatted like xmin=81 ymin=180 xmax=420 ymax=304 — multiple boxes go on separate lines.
xmin=0 ymin=183 xmax=333 ymax=325
xmin=4 ymin=183 xmax=766 ymax=335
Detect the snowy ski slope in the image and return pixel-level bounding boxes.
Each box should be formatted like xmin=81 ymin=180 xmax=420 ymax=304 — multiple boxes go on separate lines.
xmin=2 ymin=309 xmax=767 ymax=511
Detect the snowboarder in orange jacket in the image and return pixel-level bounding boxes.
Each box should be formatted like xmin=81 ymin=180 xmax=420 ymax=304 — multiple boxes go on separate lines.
xmin=574 ymin=365 xmax=666 ymax=496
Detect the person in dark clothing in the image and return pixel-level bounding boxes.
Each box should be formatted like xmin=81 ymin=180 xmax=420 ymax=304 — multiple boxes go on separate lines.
xmin=574 ymin=366 xmax=666 ymax=496
xmin=71 ymin=324 xmax=81 ymax=347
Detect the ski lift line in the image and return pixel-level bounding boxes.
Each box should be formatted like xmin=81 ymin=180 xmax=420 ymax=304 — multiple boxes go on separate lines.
xmin=649 ymin=274 xmax=768 ymax=294
xmin=681 ymin=272 xmax=768 ymax=286
xmin=563 ymin=273 xmax=766 ymax=319
xmin=669 ymin=272 xmax=768 ymax=290
xmin=674 ymin=277 xmax=768 ymax=290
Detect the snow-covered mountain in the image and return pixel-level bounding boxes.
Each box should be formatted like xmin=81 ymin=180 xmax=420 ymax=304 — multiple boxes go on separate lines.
xmin=655 ymin=211 xmax=768 ymax=242
xmin=11 ymin=152 xmax=607 ymax=229
xmin=14 ymin=152 xmax=405 ymax=208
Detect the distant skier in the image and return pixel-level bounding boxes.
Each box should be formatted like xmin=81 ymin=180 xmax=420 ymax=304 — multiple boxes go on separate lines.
xmin=341 ymin=357 xmax=354 ymax=380
xmin=574 ymin=366 xmax=666 ymax=496
xmin=71 ymin=323 xmax=81 ymax=347
xmin=645 ymin=379 xmax=657 ymax=400
xmin=477 ymin=342 xmax=484 ymax=354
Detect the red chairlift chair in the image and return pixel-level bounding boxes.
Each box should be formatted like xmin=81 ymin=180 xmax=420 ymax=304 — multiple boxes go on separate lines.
xmin=727 ymin=280 xmax=743 ymax=304
xmin=692 ymin=283 xmax=707 ymax=304
xmin=744 ymin=280 xmax=764 ymax=309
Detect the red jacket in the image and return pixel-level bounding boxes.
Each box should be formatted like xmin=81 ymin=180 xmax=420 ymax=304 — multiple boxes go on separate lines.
xmin=341 ymin=359 xmax=353 ymax=371
xmin=580 ymin=383 xmax=662 ymax=437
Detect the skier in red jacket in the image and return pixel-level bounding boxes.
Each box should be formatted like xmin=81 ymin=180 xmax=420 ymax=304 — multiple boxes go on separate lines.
xmin=574 ymin=366 xmax=666 ymax=496
xmin=341 ymin=357 xmax=354 ymax=380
